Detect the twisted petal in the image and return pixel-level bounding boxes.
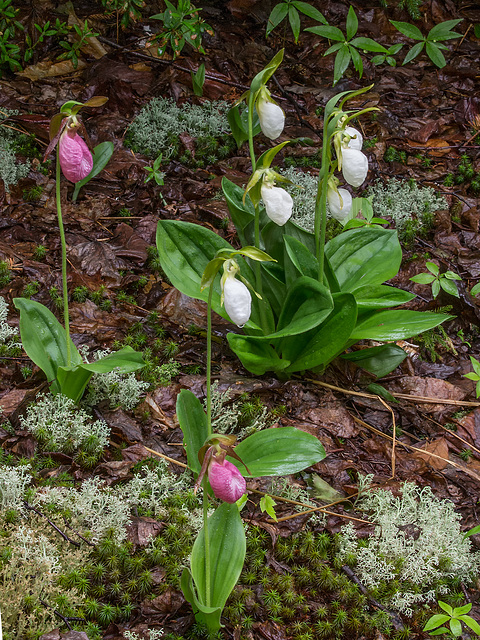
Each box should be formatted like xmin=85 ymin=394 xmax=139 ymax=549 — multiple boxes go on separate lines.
xmin=59 ymin=129 xmax=93 ymax=183
xmin=208 ymin=458 xmax=246 ymax=503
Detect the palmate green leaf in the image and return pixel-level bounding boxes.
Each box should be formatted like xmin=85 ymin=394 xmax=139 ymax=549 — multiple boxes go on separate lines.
xmin=460 ymin=614 xmax=480 ymax=635
xmin=351 ymin=309 xmax=454 ymax=341
xmin=288 ymin=6 xmax=301 ymax=43
xmin=390 ymin=20 xmax=424 ymax=40
xmin=232 ymin=427 xmax=326 ymax=476
xmin=345 ymin=5 xmax=358 ymax=40
xmin=190 ymin=503 xmax=245 ymax=624
xmin=13 ymin=298 xmax=83 ymax=388
xmin=305 ymin=24 xmax=345 ymax=41
xmin=423 ymin=614 xmax=451 ymax=631
xmin=403 ymin=41 xmax=425 ymax=65
xmin=176 ymin=389 xmax=208 ymax=475
xmin=350 ymin=37 xmax=386 ymax=52
xmin=292 ymin=1 xmax=327 ymax=23
xmin=325 ymin=227 xmax=402 ymax=293
xmin=341 ymin=344 xmax=407 ymax=378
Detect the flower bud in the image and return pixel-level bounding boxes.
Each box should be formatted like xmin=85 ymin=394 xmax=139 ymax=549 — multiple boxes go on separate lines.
xmin=344 ymin=126 xmax=363 ymax=150
xmin=208 ymin=457 xmax=246 ymax=503
xmin=261 ymin=183 xmax=293 ymax=226
xmin=327 ymin=187 xmax=352 ymax=222
xmin=341 ymin=147 xmax=368 ymax=188
xmin=59 ymin=125 xmax=93 ymax=183
xmin=256 ymin=91 xmax=285 ymax=140
xmin=223 ymin=275 xmax=252 ymax=327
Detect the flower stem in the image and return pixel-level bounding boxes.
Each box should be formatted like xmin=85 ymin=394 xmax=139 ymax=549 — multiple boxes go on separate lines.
xmin=206 ymin=284 xmax=213 ymax=438
xmin=315 ymin=119 xmax=333 ymax=284
xmin=202 ymin=481 xmax=211 ymax=607
xmin=56 ymin=146 xmax=71 ymax=366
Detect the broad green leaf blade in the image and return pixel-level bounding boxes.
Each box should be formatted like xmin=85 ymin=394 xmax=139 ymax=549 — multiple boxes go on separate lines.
xmin=449 ymin=618 xmax=462 ymax=637
xmin=227 ymin=333 xmax=291 ymax=375
xmin=191 ymin=503 xmax=246 ymax=611
xmin=464 ymin=524 xmax=480 ymax=538
xmin=305 ymin=25 xmax=345 ymax=41
xmin=285 ymin=292 xmax=357 ymax=372
xmin=349 ymin=45 xmax=363 ymax=77
xmin=275 ymin=276 xmax=333 ymax=337
xmin=438 ymin=601 xmax=454 ymax=616
xmin=176 ymin=389 xmax=208 ymax=475
xmin=460 ymin=615 xmax=480 ymax=635
xmin=366 ymin=383 xmax=397 ymax=403
xmin=222 ymin=177 xmax=255 ymax=245
xmin=232 ymin=427 xmax=326 ymax=476
xmin=334 ymin=46 xmax=351 ymax=85
xmin=403 ymin=41 xmax=425 ymax=65
xmin=284 ymin=235 xmax=319 ymax=280
xmin=55 ymin=366 xmax=93 ymax=404
xmin=390 ymin=20 xmax=424 ymax=40
xmin=250 ymin=49 xmax=284 ymax=94
xmin=79 ymin=346 xmax=144 ymax=373
xmin=354 ymin=284 xmax=415 ymax=309
xmin=13 ymin=298 xmax=82 ymax=385
xmin=341 ymin=344 xmax=407 ymax=378
xmin=288 ymin=6 xmax=301 ymax=43
xmin=423 ymin=614 xmax=451 ymax=631
xmin=410 ymin=273 xmax=436 ymax=284
xmin=454 ymin=604 xmax=472 ymax=616
xmin=266 ymin=3 xmax=288 ymax=37
xmin=345 ymin=5 xmax=358 ymax=40
xmin=72 ymin=141 xmax=114 ymax=202
xmin=439 ymin=277 xmax=459 ymax=297
xmin=351 ymin=310 xmax=454 ymax=341
xmin=350 ymin=37 xmax=386 ymax=52
xmin=292 ymin=2 xmax=327 ymax=23
xmin=180 ymin=568 xmax=222 ymax=632
xmin=325 ymin=227 xmax=402 ymax=293
xmin=426 ymin=41 xmax=446 ymax=68
xmin=428 ymin=19 xmax=462 ymax=39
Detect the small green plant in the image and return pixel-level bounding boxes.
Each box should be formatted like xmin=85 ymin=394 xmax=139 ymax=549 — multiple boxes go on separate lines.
xmin=305 ymin=6 xmax=386 ymax=85
xmin=423 ymin=601 xmax=480 ymax=637
xmin=33 ymin=244 xmax=47 ymax=260
xmin=370 ymin=42 xmax=404 ymax=66
xmin=21 ymin=280 xmax=40 ymax=299
xmin=144 ymin=153 xmax=166 ymax=186
xmin=384 ymin=146 xmax=407 ymax=163
xmin=150 ymin=0 xmax=213 ymax=59
xmin=463 ymin=356 xmax=480 ymax=398
xmin=191 ymin=62 xmax=205 ymax=96
xmin=24 ymin=19 xmax=69 ymax=64
xmin=410 ymin=262 xmax=461 ymax=298
xmin=57 ymin=20 xmax=99 ymax=68
xmin=266 ymin=0 xmax=327 ymax=44
xmin=391 ymin=19 xmax=463 ymax=68
xmin=101 ymin=0 xmax=145 ymax=29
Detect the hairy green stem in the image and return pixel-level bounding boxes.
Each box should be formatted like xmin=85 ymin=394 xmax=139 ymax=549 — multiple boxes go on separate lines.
xmin=247 ymin=98 xmax=256 ymax=174
xmin=315 ymin=118 xmax=334 ymax=284
xmin=202 ymin=481 xmax=211 ymax=607
xmin=56 ymin=146 xmax=71 ymax=366
xmin=206 ymin=284 xmax=214 ymax=438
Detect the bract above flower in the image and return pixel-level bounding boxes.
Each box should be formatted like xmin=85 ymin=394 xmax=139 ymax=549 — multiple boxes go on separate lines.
xmin=208 ymin=457 xmax=246 ymax=503
xmin=341 ymin=147 xmax=368 ymax=188
xmin=327 ymin=186 xmax=353 ymax=222
xmin=261 ymin=183 xmax=293 ymax=226
xmin=256 ymin=88 xmax=285 ymax=140
xmin=59 ymin=124 xmax=93 ymax=183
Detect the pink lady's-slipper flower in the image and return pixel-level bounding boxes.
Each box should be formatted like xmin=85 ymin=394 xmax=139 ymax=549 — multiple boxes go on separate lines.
xmin=59 ymin=123 xmax=93 ymax=183
xmin=208 ymin=457 xmax=247 ymax=503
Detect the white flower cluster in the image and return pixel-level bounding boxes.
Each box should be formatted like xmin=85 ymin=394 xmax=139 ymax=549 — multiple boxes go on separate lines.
xmin=20 ymin=393 xmax=110 ymax=455
xmin=337 ymin=481 xmax=480 ymax=616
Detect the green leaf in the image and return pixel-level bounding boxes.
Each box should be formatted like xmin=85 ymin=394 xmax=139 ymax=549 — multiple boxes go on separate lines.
xmin=428 ymin=19 xmax=462 ymax=39
xmin=341 ymin=344 xmax=407 ymax=377
xmin=351 ymin=310 xmax=454 ymax=341
xmin=349 ymin=45 xmax=363 ymax=77
xmin=283 ymin=235 xmax=319 ymax=280
xmin=460 ymin=614 xmax=480 ymax=635
xmin=428 ymin=628 xmax=449 ymax=636
xmin=180 ymin=568 xmax=222 ymax=632
xmin=345 ymin=5 xmax=358 ymax=40
xmin=325 ymin=227 xmax=402 ymax=293
xmin=470 ymin=355 xmax=480 ymax=376
xmin=454 ymin=604 xmax=472 ymax=616
xmin=72 ymin=141 xmax=114 ymax=202
xmin=432 ymin=279 xmax=440 ymax=298
xmin=311 ymin=474 xmax=346 ymax=503
xmin=227 ymin=334 xmax=291 ymax=375
xmin=334 ymin=46 xmax=351 ymax=84
xmin=350 ymin=37 xmax=386 ymax=52
xmin=232 ymin=427 xmax=326 ymax=476
xmin=292 ymin=2 xmax=327 ymax=24
xmin=274 ymin=277 xmax=333 ymax=338
xmin=449 ymin=618 xmax=462 ymax=637
xmin=390 ymin=20 xmax=424 ymax=40
xmin=222 ymin=177 xmax=255 ymax=245
xmin=305 ymin=24 xmax=345 ymax=41
xmin=176 ymin=389 xmax=208 ymax=475
xmin=410 ymin=273 xmax=436 ymax=284
xmin=266 ymin=3 xmax=289 ymax=37
xmin=13 ymin=298 xmax=82 ymax=388
xmin=354 ymin=284 xmax=415 ymax=309
xmin=288 ymin=6 xmax=301 ymax=43
xmin=444 ymin=271 xmax=462 ymax=280
xmin=260 ymin=494 xmax=278 ymax=520
xmin=463 ymin=524 xmax=480 ymax=538
xmin=191 ymin=503 xmax=246 ymax=612
xmin=366 ymin=383 xmax=398 ymax=403
xmin=423 ymin=614 xmax=451 ymax=631
xmin=439 ymin=277 xmax=459 ymax=297
xmin=426 ymin=41 xmax=446 ymax=67
xmin=470 ymin=282 xmax=480 ymax=296
xmin=285 ymin=292 xmax=357 ymax=372
xmin=192 ymin=62 xmax=205 ymax=96
xmin=325 ymin=42 xmax=344 ymax=55
xmin=403 ymin=41 xmax=425 ymax=65
xmin=227 ymin=105 xmax=260 ymax=150
xmin=426 ymin=261 xmax=439 ymax=275
xmin=249 ymin=49 xmax=284 ymax=95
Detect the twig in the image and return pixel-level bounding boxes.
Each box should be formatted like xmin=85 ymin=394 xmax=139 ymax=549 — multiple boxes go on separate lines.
xmin=142 ymin=445 xmax=188 ymax=468
xmin=39 ymin=599 xmax=84 ymax=629
xmin=23 ymin=502 xmax=81 ymax=547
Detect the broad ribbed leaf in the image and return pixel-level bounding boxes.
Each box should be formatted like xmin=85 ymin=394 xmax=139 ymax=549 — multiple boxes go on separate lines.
xmin=191 ymin=503 xmax=246 ymax=610
xmin=390 ymin=20 xmax=424 ymax=40
xmin=354 ymin=284 xmax=415 ymax=309
xmin=227 ymin=333 xmax=291 ymax=375
xmin=232 ymin=427 xmax=326 ymax=476
xmin=222 ymin=177 xmax=255 ymax=245
xmin=341 ymin=344 xmax=407 ymax=377
xmin=325 ymin=227 xmax=401 ymax=292
xmin=351 ymin=310 xmax=454 ymax=341
xmin=176 ymin=390 xmax=208 ymax=475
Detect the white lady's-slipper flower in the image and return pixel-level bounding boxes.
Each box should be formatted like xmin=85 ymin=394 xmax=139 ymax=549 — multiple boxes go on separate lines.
xmin=343 ymin=126 xmax=363 ymax=150
xmin=256 ymin=87 xmax=285 ymax=140
xmin=221 ymin=259 xmax=251 ymax=327
xmin=261 ymin=181 xmax=293 ymax=226
xmin=327 ymin=186 xmax=353 ymax=222
xmin=341 ymin=147 xmax=369 ymax=188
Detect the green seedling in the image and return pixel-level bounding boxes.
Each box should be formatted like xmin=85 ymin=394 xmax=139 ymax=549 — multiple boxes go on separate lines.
xmin=144 ymin=153 xmax=165 ymax=186
xmin=343 ymin=196 xmax=389 ymax=230
xmin=423 ymin=601 xmax=480 ymax=637
xmin=371 ymin=42 xmax=404 ymax=67
xmin=150 ymin=0 xmax=213 ymax=59
xmin=305 ymin=6 xmax=387 ymax=85
xmin=391 ymin=19 xmax=463 ymax=68
xmin=463 ymin=356 xmax=480 ymax=398
xmin=410 ymin=261 xmax=461 ymax=298
xmin=266 ymin=0 xmax=327 ymax=44
xmin=191 ymin=62 xmax=205 ymax=96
